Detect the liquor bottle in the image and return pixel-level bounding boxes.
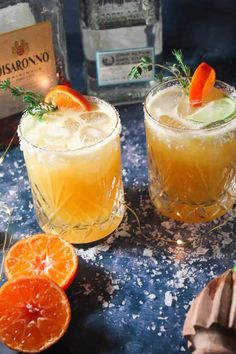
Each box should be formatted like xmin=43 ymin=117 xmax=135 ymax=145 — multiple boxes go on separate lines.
xmin=79 ymin=0 xmax=162 ymax=105
xmin=0 ymin=0 xmax=69 ymax=149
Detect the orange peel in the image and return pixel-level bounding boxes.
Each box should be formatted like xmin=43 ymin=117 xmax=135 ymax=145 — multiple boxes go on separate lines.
xmin=45 ymin=85 xmax=91 ymax=111
xmin=189 ymin=62 xmax=216 ymax=107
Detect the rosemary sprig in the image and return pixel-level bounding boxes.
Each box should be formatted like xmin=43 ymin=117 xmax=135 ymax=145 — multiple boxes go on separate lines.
xmin=129 ymin=49 xmax=191 ymax=94
xmin=0 ymin=130 xmax=17 ymax=165
xmin=0 ymin=79 xmax=57 ymax=120
xmin=173 ymin=50 xmax=191 ymax=78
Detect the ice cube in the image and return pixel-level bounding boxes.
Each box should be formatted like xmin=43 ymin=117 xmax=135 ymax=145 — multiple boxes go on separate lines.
xmin=158 ymin=115 xmax=188 ymax=129
xmin=79 ymin=125 xmax=107 ymax=146
xmin=153 ymin=86 xmax=183 ymax=112
xmin=177 ymin=95 xmax=199 ymax=117
xmin=80 ymin=111 xmax=111 ymax=127
xmin=63 ymin=118 xmax=81 ymax=133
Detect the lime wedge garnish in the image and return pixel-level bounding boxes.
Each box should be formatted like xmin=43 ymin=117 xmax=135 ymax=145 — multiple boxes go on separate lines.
xmin=187 ymin=96 xmax=236 ymax=125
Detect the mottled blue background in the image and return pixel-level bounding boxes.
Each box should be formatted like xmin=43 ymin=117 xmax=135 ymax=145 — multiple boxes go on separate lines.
xmin=63 ymin=0 xmax=236 ymax=89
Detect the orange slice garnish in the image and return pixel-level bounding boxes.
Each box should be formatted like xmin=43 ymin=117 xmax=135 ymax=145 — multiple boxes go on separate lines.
xmin=0 ymin=277 xmax=71 ymax=353
xmin=4 ymin=234 xmax=78 ymax=290
xmin=45 ymin=85 xmax=91 ymax=111
xmin=189 ymin=62 xmax=216 ymax=107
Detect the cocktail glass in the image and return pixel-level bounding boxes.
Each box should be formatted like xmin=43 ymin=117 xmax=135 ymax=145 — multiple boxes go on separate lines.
xmin=18 ymin=97 xmax=125 ymax=243
xmin=144 ymin=79 xmax=236 ymax=223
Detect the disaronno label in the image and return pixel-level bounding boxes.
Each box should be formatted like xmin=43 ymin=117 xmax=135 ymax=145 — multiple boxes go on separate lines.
xmin=0 ymin=21 xmax=57 ymax=119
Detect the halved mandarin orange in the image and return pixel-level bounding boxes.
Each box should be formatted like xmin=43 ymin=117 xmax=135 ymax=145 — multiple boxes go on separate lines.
xmin=45 ymin=85 xmax=91 ymax=111
xmin=189 ymin=62 xmax=216 ymax=107
xmin=4 ymin=234 xmax=78 ymax=290
xmin=0 ymin=277 xmax=71 ymax=353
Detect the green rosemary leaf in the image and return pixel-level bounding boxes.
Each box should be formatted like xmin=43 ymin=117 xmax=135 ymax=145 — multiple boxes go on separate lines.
xmin=233 ymin=264 xmax=236 ymax=272
xmin=129 ymin=49 xmax=191 ymax=93
xmin=25 ymin=102 xmax=56 ymax=120
xmin=140 ymin=57 xmax=153 ymax=72
xmin=0 ymin=79 xmax=11 ymax=91
xmin=172 ymin=49 xmax=184 ymax=65
xmin=172 ymin=49 xmax=191 ymax=83
xmin=128 ymin=66 xmax=141 ymax=79
xmin=140 ymin=56 xmax=152 ymax=64
xmin=0 ymin=79 xmax=57 ymax=119
xmin=155 ymin=71 xmax=164 ymax=83
xmin=140 ymin=56 xmax=153 ymax=71
xmin=137 ymin=66 xmax=143 ymax=76
xmin=129 ymin=55 xmax=154 ymax=80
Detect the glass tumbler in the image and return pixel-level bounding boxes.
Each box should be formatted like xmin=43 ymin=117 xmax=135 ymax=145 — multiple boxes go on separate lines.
xmin=144 ymin=80 xmax=236 ymax=223
xmin=19 ymin=97 xmax=125 ymax=243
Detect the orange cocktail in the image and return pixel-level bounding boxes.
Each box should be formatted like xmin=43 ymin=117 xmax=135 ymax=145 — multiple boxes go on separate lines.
xmin=144 ymin=79 xmax=236 ymax=222
xmin=19 ymin=96 xmax=125 ymax=243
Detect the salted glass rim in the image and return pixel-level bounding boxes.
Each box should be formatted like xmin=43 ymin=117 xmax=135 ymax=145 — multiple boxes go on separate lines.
xmin=144 ymin=78 xmax=236 ymax=132
xmin=18 ymin=96 xmax=121 ymax=153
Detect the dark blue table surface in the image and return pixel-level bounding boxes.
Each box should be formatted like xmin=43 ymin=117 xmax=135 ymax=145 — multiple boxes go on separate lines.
xmin=1 ymin=1 xmax=236 ymax=353
xmin=1 ymin=102 xmax=236 ymax=354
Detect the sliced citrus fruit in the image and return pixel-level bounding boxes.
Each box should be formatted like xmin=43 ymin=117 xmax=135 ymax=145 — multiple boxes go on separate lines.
xmin=45 ymin=85 xmax=91 ymax=111
xmin=187 ymin=96 xmax=236 ymax=125
xmin=189 ymin=62 xmax=216 ymax=107
xmin=4 ymin=234 xmax=78 ymax=290
xmin=0 ymin=277 xmax=71 ymax=353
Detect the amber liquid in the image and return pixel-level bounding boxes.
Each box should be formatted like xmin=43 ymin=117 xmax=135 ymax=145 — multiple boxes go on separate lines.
xmin=20 ymin=96 xmax=125 ymax=244
xmin=23 ymin=135 xmax=125 ymax=244
xmin=145 ymin=120 xmax=236 ymax=223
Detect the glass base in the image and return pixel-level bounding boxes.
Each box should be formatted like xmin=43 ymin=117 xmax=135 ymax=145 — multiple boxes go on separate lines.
xmin=150 ymin=191 xmax=234 ymax=223
xmin=36 ymin=202 xmax=125 ymax=244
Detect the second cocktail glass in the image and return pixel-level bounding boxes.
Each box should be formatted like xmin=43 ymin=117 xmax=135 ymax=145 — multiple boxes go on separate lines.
xmin=144 ymin=79 xmax=236 ymax=223
xmin=19 ymin=96 xmax=125 ymax=243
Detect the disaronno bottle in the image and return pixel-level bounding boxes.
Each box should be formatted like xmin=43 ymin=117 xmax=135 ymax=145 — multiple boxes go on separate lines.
xmin=79 ymin=0 xmax=162 ymax=105
xmin=0 ymin=0 xmax=69 ymax=148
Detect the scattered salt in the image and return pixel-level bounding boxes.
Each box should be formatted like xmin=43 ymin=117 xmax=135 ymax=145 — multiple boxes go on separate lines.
xmin=143 ymin=248 xmax=153 ymax=257
xmin=136 ymin=278 xmax=142 ymax=287
xmin=164 ymin=291 xmax=173 ymax=307
xmin=196 ymin=247 xmax=209 ymax=255
xmin=132 ymin=314 xmax=139 ymax=320
xmin=148 ymin=294 xmax=156 ymax=300
xmin=102 ymin=301 xmax=109 ymax=308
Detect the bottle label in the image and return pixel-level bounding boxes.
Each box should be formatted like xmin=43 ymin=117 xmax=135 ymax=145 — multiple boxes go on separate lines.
xmin=0 ymin=22 xmax=57 ymax=120
xmin=96 ymin=47 xmax=154 ymax=86
xmin=83 ymin=0 xmax=159 ymax=29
